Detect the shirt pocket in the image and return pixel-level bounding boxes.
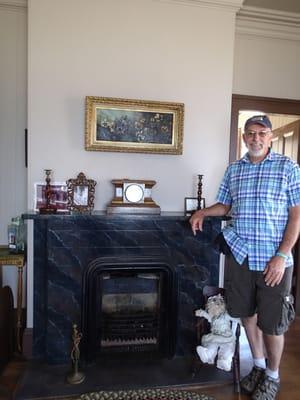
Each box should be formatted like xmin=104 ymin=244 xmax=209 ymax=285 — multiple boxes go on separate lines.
xmin=257 ymin=175 xmax=287 ymax=203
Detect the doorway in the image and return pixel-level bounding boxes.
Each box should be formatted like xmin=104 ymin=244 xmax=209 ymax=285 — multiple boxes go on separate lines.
xmin=230 ymin=94 xmax=300 ymax=314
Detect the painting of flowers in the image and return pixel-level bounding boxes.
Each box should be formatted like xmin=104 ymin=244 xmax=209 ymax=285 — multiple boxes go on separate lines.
xmin=85 ymin=97 xmax=184 ymax=154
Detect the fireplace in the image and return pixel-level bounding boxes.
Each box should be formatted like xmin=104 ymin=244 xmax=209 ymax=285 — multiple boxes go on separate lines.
xmin=16 ymin=213 xmax=232 ymax=400
xmin=25 ymin=212 xmax=222 ymax=364
xmin=82 ymin=255 xmax=178 ymax=361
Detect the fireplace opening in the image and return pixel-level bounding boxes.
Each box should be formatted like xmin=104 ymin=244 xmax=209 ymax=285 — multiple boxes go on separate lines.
xmin=82 ymin=255 xmax=178 ymax=362
xmin=101 ymin=271 xmax=162 ymax=352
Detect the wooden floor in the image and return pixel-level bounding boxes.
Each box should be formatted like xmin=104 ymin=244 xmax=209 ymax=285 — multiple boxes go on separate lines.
xmin=0 ymin=317 xmax=299 ymax=400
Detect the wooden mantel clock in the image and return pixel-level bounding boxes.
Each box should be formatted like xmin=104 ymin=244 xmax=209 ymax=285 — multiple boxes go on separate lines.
xmin=107 ymin=179 xmax=161 ymax=214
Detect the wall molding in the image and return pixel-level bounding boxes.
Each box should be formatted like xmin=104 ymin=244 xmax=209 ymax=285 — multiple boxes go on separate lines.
xmin=156 ymin=0 xmax=243 ymax=13
xmin=236 ymin=5 xmax=300 ymax=41
xmin=0 ymin=0 xmax=27 ymax=11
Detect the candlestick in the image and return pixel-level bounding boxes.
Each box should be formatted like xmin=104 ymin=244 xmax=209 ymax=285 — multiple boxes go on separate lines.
xmin=39 ymin=169 xmax=57 ymax=214
xmin=197 ymin=174 xmax=203 ymax=210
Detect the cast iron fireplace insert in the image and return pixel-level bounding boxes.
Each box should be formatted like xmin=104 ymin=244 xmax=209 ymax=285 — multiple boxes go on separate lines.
xmin=82 ymin=255 xmax=178 ymax=362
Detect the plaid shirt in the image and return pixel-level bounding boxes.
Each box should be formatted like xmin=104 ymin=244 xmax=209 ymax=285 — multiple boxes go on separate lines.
xmin=216 ymin=150 xmax=300 ymax=271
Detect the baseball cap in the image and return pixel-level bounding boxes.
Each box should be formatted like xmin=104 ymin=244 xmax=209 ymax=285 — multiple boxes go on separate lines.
xmin=244 ymin=115 xmax=272 ymax=131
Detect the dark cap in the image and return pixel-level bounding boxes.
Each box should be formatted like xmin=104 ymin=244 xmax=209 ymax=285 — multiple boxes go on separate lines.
xmin=244 ymin=115 xmax=272 ymax=131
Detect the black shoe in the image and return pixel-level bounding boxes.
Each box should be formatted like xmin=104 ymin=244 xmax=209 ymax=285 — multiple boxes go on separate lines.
xmin=241 ymin=366 xmax=265 ymax=394
xmin=252 ymin=375 xmax=280 ymax=400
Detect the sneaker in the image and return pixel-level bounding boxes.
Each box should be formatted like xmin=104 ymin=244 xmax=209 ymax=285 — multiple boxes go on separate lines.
xmin=241 ymin=366 xmax=265 ymax=394
xmin=252 ymin=375 xmax=280 ymax=400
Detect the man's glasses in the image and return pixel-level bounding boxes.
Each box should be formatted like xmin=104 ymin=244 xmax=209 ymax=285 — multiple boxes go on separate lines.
xmin=244 ymin=130 xmax=271 ymax=138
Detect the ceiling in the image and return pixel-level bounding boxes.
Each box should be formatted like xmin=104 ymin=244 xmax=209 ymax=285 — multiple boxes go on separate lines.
xmin=243 ymin=0 xmax=300 ymax=13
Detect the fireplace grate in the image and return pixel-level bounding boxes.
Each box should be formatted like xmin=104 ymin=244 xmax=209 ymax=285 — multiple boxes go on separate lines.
xmin=100 ymin=342 xmax=158 ymax=353
xmin=101 ymin=312 xmax=159 ymax=347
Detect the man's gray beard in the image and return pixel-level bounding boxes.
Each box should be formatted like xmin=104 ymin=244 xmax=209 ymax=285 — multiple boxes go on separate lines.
xmin=247 ymin=148 xmax=264 ymax=158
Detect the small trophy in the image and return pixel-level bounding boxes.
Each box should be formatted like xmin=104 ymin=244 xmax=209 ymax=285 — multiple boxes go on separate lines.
xmin=39 ymin=169 xmax=57 ymax=214
xmin=66 ymin=323 xmax=85 ymax=385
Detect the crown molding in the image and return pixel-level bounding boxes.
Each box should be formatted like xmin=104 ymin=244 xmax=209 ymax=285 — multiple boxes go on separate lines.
xmin=0 ymin=0 xmax=27 ymax=11
xmin=236 ymin=5 xmax=300 ymax=41
xmin=155 ymin=0 xmax=243 ymax=13
xmin=1 ymin=0 xmax=243 ymax=13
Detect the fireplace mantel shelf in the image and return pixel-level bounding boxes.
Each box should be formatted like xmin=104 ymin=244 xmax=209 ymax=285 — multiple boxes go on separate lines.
xmin=23 ymin=211 xmax=186 ymax=219
xmin=23 ymin=210 xmax=227 ymax=221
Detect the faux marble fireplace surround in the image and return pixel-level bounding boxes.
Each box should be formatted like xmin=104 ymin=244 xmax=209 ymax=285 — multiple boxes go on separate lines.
xmin=26 ymin=212 xmax=222 ymax=365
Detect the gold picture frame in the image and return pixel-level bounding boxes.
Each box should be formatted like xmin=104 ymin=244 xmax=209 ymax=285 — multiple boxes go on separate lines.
xmin=66 ymin=172 xmax=97 ymax=214
xmin=85 ymin=96 xmax=184 ymax=154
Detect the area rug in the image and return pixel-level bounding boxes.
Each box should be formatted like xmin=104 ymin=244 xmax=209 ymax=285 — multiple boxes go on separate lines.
xmin=76 ymin=388 xmax=215 ymax=400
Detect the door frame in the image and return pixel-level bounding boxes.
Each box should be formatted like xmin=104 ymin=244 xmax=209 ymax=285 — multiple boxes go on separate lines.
xmin=230 ymin=94 xmax=300 ymax=314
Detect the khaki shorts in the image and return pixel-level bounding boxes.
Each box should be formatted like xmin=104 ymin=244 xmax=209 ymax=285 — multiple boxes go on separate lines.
xmin=224 ymin=253 xmax=295 ymax=335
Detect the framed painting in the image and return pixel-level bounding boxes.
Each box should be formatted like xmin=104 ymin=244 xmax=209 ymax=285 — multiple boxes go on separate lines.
xmin=85 ymin=96 xmax=184 ymax=154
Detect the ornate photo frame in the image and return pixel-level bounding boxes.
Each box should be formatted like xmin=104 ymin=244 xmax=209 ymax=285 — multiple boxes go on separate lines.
xmin=85 ymin=96 xmax=184 ymax=155
xmin=66 ymin=172 xmax=97 ymax=213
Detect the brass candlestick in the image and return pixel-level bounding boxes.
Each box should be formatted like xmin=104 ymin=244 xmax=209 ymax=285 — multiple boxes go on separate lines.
xmin=39 ymin=169 xmax=57 ymax=214
xmin=66 ymin=323 xmax=85 ymax=385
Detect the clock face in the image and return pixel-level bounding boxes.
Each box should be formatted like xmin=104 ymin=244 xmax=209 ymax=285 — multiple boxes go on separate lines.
xmin=123 ymin=183 xmax=145 ymax=203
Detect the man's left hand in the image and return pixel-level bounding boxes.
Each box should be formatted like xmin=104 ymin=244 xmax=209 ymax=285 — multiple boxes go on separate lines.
xmin=263 ymin=256 xmax=286 ymax=287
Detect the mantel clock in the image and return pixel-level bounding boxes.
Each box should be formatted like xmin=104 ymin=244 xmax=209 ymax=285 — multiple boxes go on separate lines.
xmin=107 ymin=179 xmax=160 ymax=214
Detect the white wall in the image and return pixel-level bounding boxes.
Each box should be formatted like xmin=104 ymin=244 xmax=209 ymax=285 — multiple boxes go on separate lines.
xmin=0 ymin=3 xmax=27 ymax=242
xmin=233 ymin=34 xmax=300 ymax=99
xmin=28 ymin=0 xmax=239 ymax=212
xmin=0 ymin=2 xmax=27 ymax=305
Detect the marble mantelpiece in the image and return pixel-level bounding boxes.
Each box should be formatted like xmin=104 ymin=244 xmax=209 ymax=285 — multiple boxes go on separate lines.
xmin=23 ymin=212 xmax=223 ymax=364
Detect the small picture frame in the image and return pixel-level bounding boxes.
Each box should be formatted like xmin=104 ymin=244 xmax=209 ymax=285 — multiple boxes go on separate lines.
xmin=184 ymin=197 xmax=206 ymax=216
xmin=66 ymin=172 xmax=97 ymax=213
xmin=34 ymin=182 xmax=68 ymax=212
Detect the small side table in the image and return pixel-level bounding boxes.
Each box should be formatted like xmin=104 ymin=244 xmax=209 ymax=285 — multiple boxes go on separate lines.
xmin=0 ymin=245 xmax=25 ymax=353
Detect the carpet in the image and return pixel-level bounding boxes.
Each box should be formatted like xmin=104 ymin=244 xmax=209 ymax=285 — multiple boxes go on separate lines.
xmin=76 ymin=388 xmax=215 ymax=400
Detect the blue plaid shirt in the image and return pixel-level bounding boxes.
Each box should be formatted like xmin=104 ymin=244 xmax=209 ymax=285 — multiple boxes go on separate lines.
xmin=216 ymin=150 xmax=300 ymax=271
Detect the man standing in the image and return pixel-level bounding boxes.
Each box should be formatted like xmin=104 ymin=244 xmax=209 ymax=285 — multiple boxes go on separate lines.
xmin=190 ymin=115 xmax=300 ymax=400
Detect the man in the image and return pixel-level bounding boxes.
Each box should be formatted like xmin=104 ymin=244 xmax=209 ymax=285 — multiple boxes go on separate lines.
xmin=190 ymin=115 xmax=300 ymax=400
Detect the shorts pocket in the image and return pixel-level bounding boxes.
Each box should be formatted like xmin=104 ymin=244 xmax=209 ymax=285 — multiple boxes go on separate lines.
xmin=279 ymin=294 xmax=295 ymax=332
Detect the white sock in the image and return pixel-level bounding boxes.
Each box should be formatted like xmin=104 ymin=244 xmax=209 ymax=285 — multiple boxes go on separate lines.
xmin=265 ymin=367 xmax=279 ymax=380
xmin=253 ymin=358 xmax=266 ymax=369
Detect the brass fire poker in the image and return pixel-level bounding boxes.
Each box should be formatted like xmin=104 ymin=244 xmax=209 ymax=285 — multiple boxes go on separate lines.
xmin=66 ymin=323 xmax=85 ymax=384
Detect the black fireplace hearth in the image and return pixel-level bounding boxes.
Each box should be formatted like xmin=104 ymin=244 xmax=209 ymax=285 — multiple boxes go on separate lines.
xmin=16 ymin=355 xmax=237 ymax=400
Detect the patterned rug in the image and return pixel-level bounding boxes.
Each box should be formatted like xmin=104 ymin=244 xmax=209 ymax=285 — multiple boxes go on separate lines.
xmin=76 ymin=388 xmax=215 ymax=400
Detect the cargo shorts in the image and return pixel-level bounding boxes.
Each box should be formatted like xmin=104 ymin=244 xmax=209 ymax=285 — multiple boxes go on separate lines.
xmin=223 ymin=252 xmax=295 ymax=336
